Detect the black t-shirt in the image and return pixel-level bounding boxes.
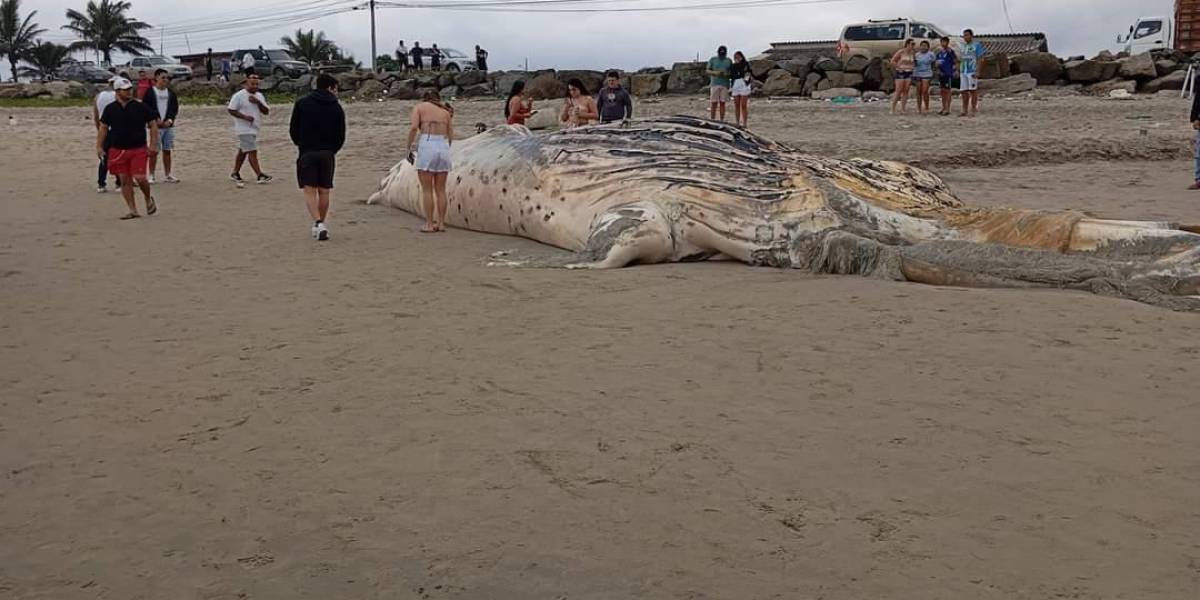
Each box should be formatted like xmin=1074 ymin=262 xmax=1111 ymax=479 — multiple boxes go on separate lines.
xmin=100 ymin=99 xmax=156 ymax=149
xmin=730 ymin=60 xmax=751 ymax=82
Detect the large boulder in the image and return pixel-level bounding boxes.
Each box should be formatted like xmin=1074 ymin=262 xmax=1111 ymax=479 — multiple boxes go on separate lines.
xmin=437 ymin=72 xmax=457 ymax=88
xmin=459 ymin=82 xmax=493 ymax=98
xmin=977 ymin=52 xmax=1010 ymax=79
xmin=526 ymin=72 xmax=565 ymax=100
xmin=335 ymin=71 xmax=363 ymax=91
xmin=777 ymin=58 xmax=813 ymax=79
xmin=813 ymin=56 xmax=842 ymax=72
xmin=760 ymin=69 xmax=804 ymax=96
xmin=294 ymin=74 xmax=314 ymax=91
xmin=842 ymin=54 xmax=870 ymax=73
xmin=749 ymin=59 xmax=777 ymax=79
xmin=356 ymin=78 xmax=387 ymax=98
xmin=0 ymin=85 xmax=20 ymax=99
xmin=1083 ymin=79 xmax=1137 ymax=96
xmin=1063 ymin=59 xmax=1107 ymax=83
xmin=386 ymin=84 xmax=421 ymax=100
xmin=21 ymin=83 xmax=49 ymax=98
xmin=1093 ymin=50 xmax=1116 ymax=62
xmin=1155 ymin=59 xmax=1179 ymax=77
xmin=454 ymin=70 xmax=486 ymax=86
xmin=494 ymin=72 xmax=526 ymax=96
xmin=1117 ymin=53 xmax=1158 ymax=80
xmin=1011 ymin=52 xmax=1062 ymax=85
xmin=439 ymin=84 xmax=462 ymax=99
xmin=666 ymin=62 xmax=706 ymax=94
xmin=414 ymin=86 xmax=439 ymax=100
xmin=414 ymin=72 xmax=441 ymax=88
xmin=811 ymin=87 xmax=861 ymax=100
xmin=826 ymin=71 xmax=864 ymax=89
xmin=1141 ymin=70 xmax=1186 ymax=94
xmin=801 ymin=72 xmax=822 ymax=96
xmin=258 ymin=77 xmax=280 ymax=92
xmin=978 ymin=73 xmax=1037 ymax=95
xmin=630 ymin=72 xmax=668 ymax=96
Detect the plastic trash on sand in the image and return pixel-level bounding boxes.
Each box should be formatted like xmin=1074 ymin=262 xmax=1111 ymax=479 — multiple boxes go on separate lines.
xmin=830 ymin=96 xmax=857 ymax=104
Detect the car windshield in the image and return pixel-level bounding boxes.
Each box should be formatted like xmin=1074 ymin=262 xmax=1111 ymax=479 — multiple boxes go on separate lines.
xmin=441 ymin=48 xmax=466 ymax=58
xmin=267 ymin=50 xmax=294 ymax=61
xmin=149 ymin=57 xmax=172 ymax=65
xmin=844 ymin=24 xmax=906 ymax=41
xmin=1134 ymin=20 xmax=1162 ymax=39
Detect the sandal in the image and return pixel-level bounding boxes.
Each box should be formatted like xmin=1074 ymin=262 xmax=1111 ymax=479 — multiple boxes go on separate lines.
xmin=119 ymin=213 xmax=140 ymax=220
xmin=420 ymin=224 xmax=438 ymax=233
xmin=146 ymin=196 xmax=157 ymax=216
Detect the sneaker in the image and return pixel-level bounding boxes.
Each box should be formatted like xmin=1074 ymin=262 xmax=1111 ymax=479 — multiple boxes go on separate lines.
xmin=229 ymin=173 xmax=244 ymax=183
xmin=256 ymin=174 xmax=274 ymax=184
xmin=316 ymin=222 xmax=329 ymax=241
xmin=148 ymin=175 xmax=157 ymax=185
xmin=96 ymin=185 xmax=107 ymax=193
xmin=164 ymin=175 xmax=180 ymax=184
xmin=311 ymin=223 xmax=320 ymax=239
xmin=1190 ymin=181 xmax=1200 ymax=191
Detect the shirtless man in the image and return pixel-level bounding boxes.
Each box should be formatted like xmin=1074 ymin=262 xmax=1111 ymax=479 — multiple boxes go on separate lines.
xmin=405 ymin=90 xmax=454 ymax=232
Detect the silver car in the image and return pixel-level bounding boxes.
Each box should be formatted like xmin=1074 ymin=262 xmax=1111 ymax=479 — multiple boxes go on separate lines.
xmin=129 ymin=55 xmax=193 ymax=80
xmin=433 ymin=47 xmax=478 ymax=72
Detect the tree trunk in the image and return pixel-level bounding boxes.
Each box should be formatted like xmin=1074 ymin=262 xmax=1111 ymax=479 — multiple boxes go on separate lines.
xmin=9 ymin=58 xmax=17 ymax=83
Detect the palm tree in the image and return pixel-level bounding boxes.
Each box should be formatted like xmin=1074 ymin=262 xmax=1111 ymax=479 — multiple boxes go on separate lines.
xmin=0 ymin=0 xmax=45 ymax=82
xmin=62 ymin=0 xmax=152 ymax=66
xmin=19 ymin=40 xmax=70 ymax=80
xmin=279 ymin=28 xmax=337 ymax=64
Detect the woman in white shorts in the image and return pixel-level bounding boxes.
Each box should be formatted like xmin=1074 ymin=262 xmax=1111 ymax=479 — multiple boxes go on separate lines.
xmin=729 ymin=51 xmax=753 ymax=128
xmin=406 ymin=90 xmax=455 ymax=233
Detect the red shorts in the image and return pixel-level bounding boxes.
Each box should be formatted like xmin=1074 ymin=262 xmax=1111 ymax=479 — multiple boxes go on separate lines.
xmin=107 ymin=147 xmax=148 ymax=177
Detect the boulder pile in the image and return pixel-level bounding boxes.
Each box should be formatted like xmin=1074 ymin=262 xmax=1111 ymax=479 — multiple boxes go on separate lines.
xmin=2 ymin=48 xmax=1192 ymax=104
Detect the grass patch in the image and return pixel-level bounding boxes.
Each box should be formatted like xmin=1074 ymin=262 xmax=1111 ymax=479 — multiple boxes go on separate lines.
xmin=0 ymin=93 xmax=300 ymax=109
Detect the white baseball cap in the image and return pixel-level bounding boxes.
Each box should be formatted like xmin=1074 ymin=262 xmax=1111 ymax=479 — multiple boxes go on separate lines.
xmin=113 ymin=77 xmax=133 ymax=90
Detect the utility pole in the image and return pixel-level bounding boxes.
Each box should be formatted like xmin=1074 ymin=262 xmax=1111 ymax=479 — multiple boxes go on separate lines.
xmin=369 ymin=0 xmax=377 ymax=72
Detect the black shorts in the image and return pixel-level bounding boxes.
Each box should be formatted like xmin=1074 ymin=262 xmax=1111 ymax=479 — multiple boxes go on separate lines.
xmin=297 ymin=150 xmax=336 ymax=189
xmin=938 ymin=75 xmax=953 ymax=89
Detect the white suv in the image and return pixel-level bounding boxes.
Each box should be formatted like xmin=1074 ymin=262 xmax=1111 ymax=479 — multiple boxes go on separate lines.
xmin=837 ymin=18 xmax=962 ymax=60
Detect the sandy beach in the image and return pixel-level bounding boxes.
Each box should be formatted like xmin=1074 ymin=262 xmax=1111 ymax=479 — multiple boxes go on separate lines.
xmin=2 ymin=93 xmax=1198 ymax=599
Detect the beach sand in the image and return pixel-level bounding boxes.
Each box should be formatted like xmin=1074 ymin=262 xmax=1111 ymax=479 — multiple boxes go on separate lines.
xmin=2 ymin=93 xmax=1198 ymax=599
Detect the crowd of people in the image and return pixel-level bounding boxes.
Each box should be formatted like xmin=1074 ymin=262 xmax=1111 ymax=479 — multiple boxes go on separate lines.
xmin=886 ymin=29 xmax=986 ymax=116
xmin=394 ymin=41 xmax=489 ymax=72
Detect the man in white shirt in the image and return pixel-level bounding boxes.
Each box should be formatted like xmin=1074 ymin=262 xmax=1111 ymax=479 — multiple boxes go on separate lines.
xmin=226 ymin=73 xmax=273 ymax=185
xmin=241 ymin=51 xmax=257 ymax=76
xmin=92 ymin=77 xmax=119 ymax=193
xmin=145 ymin=69 xmax=180 ymax=184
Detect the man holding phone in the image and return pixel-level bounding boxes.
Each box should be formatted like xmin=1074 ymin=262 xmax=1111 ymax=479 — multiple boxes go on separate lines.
xmin=227 ymin=73 xmax=273 ymax=186
xmin=596 ymin=71 xmax=632 ymax=125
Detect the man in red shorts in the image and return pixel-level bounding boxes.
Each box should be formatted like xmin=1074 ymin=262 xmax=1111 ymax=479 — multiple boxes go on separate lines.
xmin=96 ymin=78 xmax=159 ymax=219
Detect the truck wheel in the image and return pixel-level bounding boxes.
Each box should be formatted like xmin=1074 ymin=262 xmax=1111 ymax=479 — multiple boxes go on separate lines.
xmin=447 ymin=64 xmax=460 ymax=73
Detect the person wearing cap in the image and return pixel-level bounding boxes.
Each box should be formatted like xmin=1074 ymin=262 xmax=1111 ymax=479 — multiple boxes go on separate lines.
xmin=92 ymin=77 xmax=119 ymax=193
xmin=96 ymin=77 xmax=159 ymax=219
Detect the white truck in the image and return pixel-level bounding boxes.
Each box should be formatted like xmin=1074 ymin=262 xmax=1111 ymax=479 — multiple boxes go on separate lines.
xmin=1116 ymin=16 xmax=1172 ymax=54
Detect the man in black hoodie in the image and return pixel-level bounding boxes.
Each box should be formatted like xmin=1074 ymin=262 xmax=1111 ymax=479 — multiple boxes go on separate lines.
xmin=289 ymin=74 xmax=346 ymax=241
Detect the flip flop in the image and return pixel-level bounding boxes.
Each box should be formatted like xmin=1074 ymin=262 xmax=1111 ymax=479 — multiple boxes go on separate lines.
xmin=419 ymin=224 xmax=438 ymax=233
xmin=120 ymin=213 xmax=140 ymax=220
xmin=146 ymin=196 xmax=157 ymax=216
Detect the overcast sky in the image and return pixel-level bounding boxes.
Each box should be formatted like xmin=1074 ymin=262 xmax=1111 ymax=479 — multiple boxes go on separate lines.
xmin=32 ymin=0 xmax=1173 ymax=70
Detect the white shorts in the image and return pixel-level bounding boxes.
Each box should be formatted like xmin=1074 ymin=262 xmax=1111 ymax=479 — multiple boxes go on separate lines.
xmin=960 ymin=73 xmax=978 ymax=92
xmin=237 ymin=133 xmax=258 ymax=152
xmin=731 ymin=79 xmax=752 ymax=97
xmin=415 ymin=135 xmax=451 ymax=173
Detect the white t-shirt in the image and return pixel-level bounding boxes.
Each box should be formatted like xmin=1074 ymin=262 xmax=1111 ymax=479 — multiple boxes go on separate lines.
xmin=95 ymin=90 xmax=116 ymax=115
xmin=228 ymin=89 xmax=268 ymax=135
xmin=154 ymin=88 xmax=169 ymax=123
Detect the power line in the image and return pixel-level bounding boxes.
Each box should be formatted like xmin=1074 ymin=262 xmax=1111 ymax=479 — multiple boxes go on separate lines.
xmin=377 ymin=0 xmax=850 ymax=10
xmin=1000 ymin=0 xmax=1015 ymax=33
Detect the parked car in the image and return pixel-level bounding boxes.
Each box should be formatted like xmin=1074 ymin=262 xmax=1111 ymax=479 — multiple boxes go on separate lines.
xmin=836 ymin=18 xmax=962 ymax=60
xmin=233 ymin=49 xmax=312 ymax=78
xmin=59 ymin=63 xmax=115 ymax=84
xmin=127 ymin=55 xmax=193 ymax=80
xmin=432 ymin=47 xmax=478 ymax=72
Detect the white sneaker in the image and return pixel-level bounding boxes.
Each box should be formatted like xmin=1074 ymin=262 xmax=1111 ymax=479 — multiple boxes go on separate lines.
xmin=148 ymin=175 xmax=157 ymax=184
xmin=164 ymin=174 xmax=180 ymax=184
xmin=311 ymin=223 xmax=320 ymax=239
xmin=316 ymin=222 xmax=329 ymax=241
xmin=96 ymin=185 xmax=107 ymax=193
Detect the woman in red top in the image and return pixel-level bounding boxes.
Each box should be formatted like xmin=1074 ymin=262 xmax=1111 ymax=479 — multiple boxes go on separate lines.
xmin=504 ymin=80 xmax=534 ymax=126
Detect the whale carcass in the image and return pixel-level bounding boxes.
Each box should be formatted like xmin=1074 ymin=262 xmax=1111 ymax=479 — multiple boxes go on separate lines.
xmin=368 ymin=116 xmax=1200 ymax=310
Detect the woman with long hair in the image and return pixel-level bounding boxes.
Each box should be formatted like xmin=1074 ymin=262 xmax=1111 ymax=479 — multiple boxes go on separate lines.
xmin=560 ymin=78 xmax=598 ymax=128
xmin=890 ymin=38 xmax=917 ymax=115
xmin=406 ymin=89 xmax=455 ymax=233
xmin=505 ymin=80 xmax=534 ymax=126
xmin=913 ymin=40 xmax=936 ymax=115
xmin=729 ymin=51 xmax=752 ymax=128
